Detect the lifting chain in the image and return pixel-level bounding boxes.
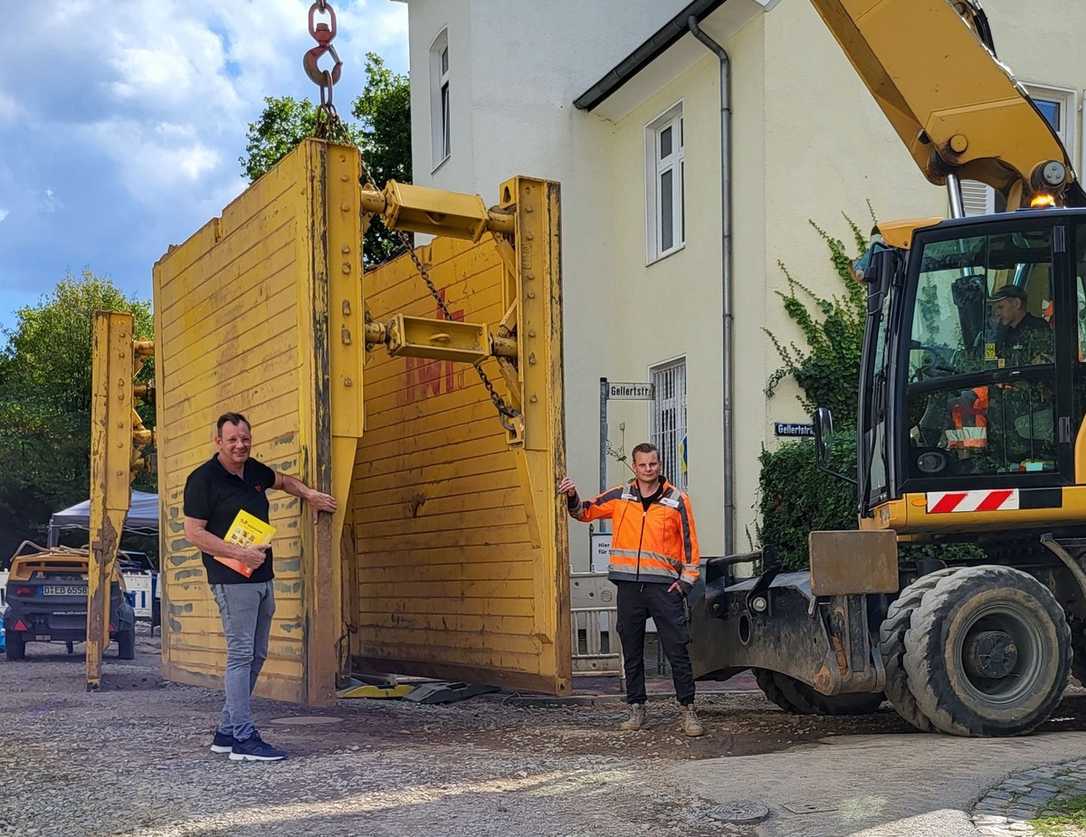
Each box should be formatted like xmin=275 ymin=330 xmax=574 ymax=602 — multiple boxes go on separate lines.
xmin=298 ymin=2 xmax=521 ymax=435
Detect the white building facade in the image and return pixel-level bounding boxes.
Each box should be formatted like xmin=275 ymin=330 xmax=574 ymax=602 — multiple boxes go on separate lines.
xmin=395 ymin=0 xmax=1086 ymax=569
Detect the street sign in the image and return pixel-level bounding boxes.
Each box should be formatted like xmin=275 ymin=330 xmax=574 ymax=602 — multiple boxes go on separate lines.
xmin=607 ymin=382 xmax=655 ymax=400
xmin=774 ymin=422 xmax=815 ymax=438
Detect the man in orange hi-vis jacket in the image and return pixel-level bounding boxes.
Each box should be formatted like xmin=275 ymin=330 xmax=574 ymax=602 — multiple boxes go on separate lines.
xmin=559 ymin=442 xmax=704 ymax=737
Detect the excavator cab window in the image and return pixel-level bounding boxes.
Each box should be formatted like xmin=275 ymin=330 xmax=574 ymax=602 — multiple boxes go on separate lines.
xmin=897 ymin=219 xmax=1070 ymax=490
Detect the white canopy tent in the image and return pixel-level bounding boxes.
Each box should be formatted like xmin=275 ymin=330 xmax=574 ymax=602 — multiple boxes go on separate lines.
xmin=47 ymin=490 xmax=159 ymax=546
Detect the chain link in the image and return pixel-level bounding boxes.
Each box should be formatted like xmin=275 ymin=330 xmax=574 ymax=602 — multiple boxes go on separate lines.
xmin=396 ymin=233 xmax=522 ymax=432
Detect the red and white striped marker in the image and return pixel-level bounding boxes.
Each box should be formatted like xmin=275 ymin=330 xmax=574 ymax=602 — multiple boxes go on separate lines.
xmin=926 ymin=489 xmax=1020 ymax=514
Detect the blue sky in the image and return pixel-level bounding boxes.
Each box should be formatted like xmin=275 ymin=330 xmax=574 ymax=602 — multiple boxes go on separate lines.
xmin=0 ymin=0 xmax=408 ymax=332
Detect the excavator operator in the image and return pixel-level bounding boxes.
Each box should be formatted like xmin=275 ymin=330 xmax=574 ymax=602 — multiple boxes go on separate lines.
xmin=989 ymin=284 xmax=1053 ymax=366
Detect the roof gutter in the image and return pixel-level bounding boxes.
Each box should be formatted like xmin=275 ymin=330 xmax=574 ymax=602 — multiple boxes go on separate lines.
xmin=687 ymin=16 xmax=736 ymax=556
xmin=573 ymin=0 xmax=727 ymax=111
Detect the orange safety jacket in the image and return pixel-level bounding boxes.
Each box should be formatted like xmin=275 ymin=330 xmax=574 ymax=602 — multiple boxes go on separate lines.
xmin=948 ymin=386 xmax=988 ymax=449
xmin=569 ymin=479 xmax=700 ymax=587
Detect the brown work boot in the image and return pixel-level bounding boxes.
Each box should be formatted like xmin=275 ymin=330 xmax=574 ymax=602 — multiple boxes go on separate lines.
xmin=619 ymin=703 xmax=646 ymax=731
xmin=679 ymin=704 xmax=705 ymax=737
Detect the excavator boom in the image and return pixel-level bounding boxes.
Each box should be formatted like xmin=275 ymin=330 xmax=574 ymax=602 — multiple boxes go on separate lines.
xmin=810 ymin=0 xmax=1083 ymax=209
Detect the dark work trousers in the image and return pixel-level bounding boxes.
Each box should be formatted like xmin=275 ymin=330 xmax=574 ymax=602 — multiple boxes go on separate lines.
xmin=616 ymin=580 xmax=695 ymax=705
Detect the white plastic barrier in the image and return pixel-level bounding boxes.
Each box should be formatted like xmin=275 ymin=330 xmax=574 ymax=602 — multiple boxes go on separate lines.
xmin=122 ymin=573 xmax=155 ymax=620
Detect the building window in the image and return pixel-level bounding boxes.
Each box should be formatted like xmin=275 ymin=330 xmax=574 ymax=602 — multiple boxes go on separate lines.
xmin=963 ymin=83 xmax=1076 ymax=216
xmin=429 ymin=29 xmax=451 ymax=170
xmin=650 ymin=358 xmax=688 ymax=489
xmin=645 ymin=103 xmax=685 ymax=262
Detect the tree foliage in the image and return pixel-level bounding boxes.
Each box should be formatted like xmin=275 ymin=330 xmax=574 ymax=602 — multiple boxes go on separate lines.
xmin=0 ymin=271 xmax=153 ymax=548
xmin=764 ymin=214 xmax=870 ymax=420
xmin=757 ymin=211 xmax=871 ymax=567
xmin=240 ymin=52 xmax=411 ymax=266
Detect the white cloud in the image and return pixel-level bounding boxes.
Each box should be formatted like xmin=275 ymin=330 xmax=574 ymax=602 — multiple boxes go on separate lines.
xmin=0 ymin=0 xmax=408 ymax=315
xmin=0 ymin=92 xmax=20 ymax=122
xmin=40 ymin=189 xmax=61 ymax=214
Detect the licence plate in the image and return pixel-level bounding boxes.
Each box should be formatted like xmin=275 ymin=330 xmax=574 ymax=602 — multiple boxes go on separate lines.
xmin=42 ymin=585 xmax=87 ymax=596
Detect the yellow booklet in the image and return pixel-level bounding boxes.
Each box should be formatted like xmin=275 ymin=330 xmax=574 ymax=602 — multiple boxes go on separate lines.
xmin=213 ymin=510 xmax=276 ymax=578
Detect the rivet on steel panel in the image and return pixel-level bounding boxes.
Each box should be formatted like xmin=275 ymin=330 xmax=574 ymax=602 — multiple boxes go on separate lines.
xmin=341 ymin=245 xmax=351 ymax=254
xmin=342 ymin=300 xmax=352 ymax=315
xmin=530 ymin=395 xmax=538 ymax=403
xmin=527 ymin=290 xmax=536 ymax=299
xmin=342 ymin=262 xmax=351 ymax=274
xmin=341 ymin=326 xmax=352 ymax=345
xmin=528 ymin=352 xmax=537 ymax=365
xmin=344 ymin=376 xmax=353 ymax=387
xmin=341 ymin=203 xmax=350 ymax=212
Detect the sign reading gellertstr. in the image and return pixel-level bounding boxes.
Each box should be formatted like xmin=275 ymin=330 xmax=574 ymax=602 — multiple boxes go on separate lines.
xmin=606 ymin=382 xmax=655 ymax=400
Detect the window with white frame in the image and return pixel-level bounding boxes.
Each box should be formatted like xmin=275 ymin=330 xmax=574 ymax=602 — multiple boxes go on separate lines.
xmin=646 ymin=103 xmax=685 ymax=262
xmin=650 ymin=358 xmax=688 ymax=489
xmin=429 ymin=29 xmax=451 ymax=169
xmin=962 ymin=83 xmax=1076 ymax=216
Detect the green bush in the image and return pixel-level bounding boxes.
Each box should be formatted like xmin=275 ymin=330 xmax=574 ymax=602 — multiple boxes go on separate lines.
xmin=764 ymin=216 xmax=869 ymax=420
xmin=757 ymin=433 xmax=857 ymax=570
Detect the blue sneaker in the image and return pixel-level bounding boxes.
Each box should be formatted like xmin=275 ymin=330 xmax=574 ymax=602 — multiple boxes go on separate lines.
xmin=229 ymin=731 xmax=287 ymax=762
xmin=210 ymin=730 xmax=236 ymax=754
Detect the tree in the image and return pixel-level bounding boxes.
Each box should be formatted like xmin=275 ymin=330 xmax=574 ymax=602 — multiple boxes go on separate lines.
xmin=0 ymin=271 xmax=153 ymax=551
xmin=764 ymin=214 xmax=870 ymax=421
xmin=352 ymin=53 xmax=413 ymax=264
xmin=240 ymin=52 xmax=411 ymax=266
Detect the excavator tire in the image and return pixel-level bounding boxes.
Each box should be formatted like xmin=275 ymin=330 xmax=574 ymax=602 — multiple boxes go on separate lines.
xmin=754 ymin=667 xmax=806 ymax=714
xmin=755 ymin=668 xmax=883 ymax=716
xmin=879 ymin=567 xmax=959 ymax=731
xmin=1068 ymin=619 xmax=1086 ymax=687
xmin=904 ymin=565 xmax=1071 ymax=737
xmin=778 ymin=674 xmax=884 ymax=716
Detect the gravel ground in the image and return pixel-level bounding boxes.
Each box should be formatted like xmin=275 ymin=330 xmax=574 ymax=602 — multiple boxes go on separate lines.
xmin=5 ymin=628 xmax=1086 ymax=836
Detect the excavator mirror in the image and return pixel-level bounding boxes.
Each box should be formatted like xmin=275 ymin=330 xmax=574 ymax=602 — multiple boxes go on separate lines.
xmin=813 ymin=406 xmax=834 ymax=469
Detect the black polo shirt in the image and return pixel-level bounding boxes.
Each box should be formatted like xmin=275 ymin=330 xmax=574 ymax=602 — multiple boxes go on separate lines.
xmin=183 ymin=455 xmax=277 ymax=585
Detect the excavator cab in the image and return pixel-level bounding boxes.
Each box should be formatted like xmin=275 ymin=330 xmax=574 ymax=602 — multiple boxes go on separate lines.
xmin=857 ymin=210 xmax=1086 ymax=534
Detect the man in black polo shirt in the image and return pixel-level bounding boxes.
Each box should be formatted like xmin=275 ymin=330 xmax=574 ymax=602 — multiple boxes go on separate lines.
xmin=183 ymin=412 xmax=336 ymax=762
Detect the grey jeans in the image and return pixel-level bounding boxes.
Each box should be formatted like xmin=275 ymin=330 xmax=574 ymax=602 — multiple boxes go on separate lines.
xmin=210 ymin=581 xmax=275 ymax=742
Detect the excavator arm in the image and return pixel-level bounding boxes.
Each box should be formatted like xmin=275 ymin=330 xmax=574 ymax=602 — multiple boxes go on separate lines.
xmin=811 ymin=0 xmax=1085 ymax=209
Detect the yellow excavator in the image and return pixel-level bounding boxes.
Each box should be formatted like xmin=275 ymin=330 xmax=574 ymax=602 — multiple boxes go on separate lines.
xmin=692 ymin=0 xmax=1086 ymax=736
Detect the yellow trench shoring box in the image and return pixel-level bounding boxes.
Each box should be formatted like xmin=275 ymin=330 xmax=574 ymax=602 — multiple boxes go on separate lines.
xmin=152 ymin=139 xmax=569 ymax=704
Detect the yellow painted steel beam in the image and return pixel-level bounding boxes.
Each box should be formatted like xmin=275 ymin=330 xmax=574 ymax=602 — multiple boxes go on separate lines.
xmin=86 ymin=312 xmax=135 ymax=690
xmin=361 ymin=180 xmax=516 ymax=240
xmin=385 ymin=314 xmax=490 ymax=364
xmin=499 ymin=176 xmax=572 ymax=694
xmin=810 ymin=0 xmax=1079 ymax=207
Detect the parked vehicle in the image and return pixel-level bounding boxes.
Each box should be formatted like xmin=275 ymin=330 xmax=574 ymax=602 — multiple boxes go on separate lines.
xmin=3 ymin=541 xmax=135 ymax=662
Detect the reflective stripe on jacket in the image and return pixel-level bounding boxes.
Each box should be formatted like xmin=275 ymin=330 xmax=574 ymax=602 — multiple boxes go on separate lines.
xmin=570 ymin=480 xmax=700 ymax=586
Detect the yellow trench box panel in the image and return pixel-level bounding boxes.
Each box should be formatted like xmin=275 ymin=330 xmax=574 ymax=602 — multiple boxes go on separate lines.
xmin=350 ymin=229 xmax=571 ymax=695
xmin=153 ymin=140 xmax=361 ymax=704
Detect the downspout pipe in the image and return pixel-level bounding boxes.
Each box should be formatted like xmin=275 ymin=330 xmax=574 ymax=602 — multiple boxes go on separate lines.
xmin=687 ymin=16 xmax=736 ymax=555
